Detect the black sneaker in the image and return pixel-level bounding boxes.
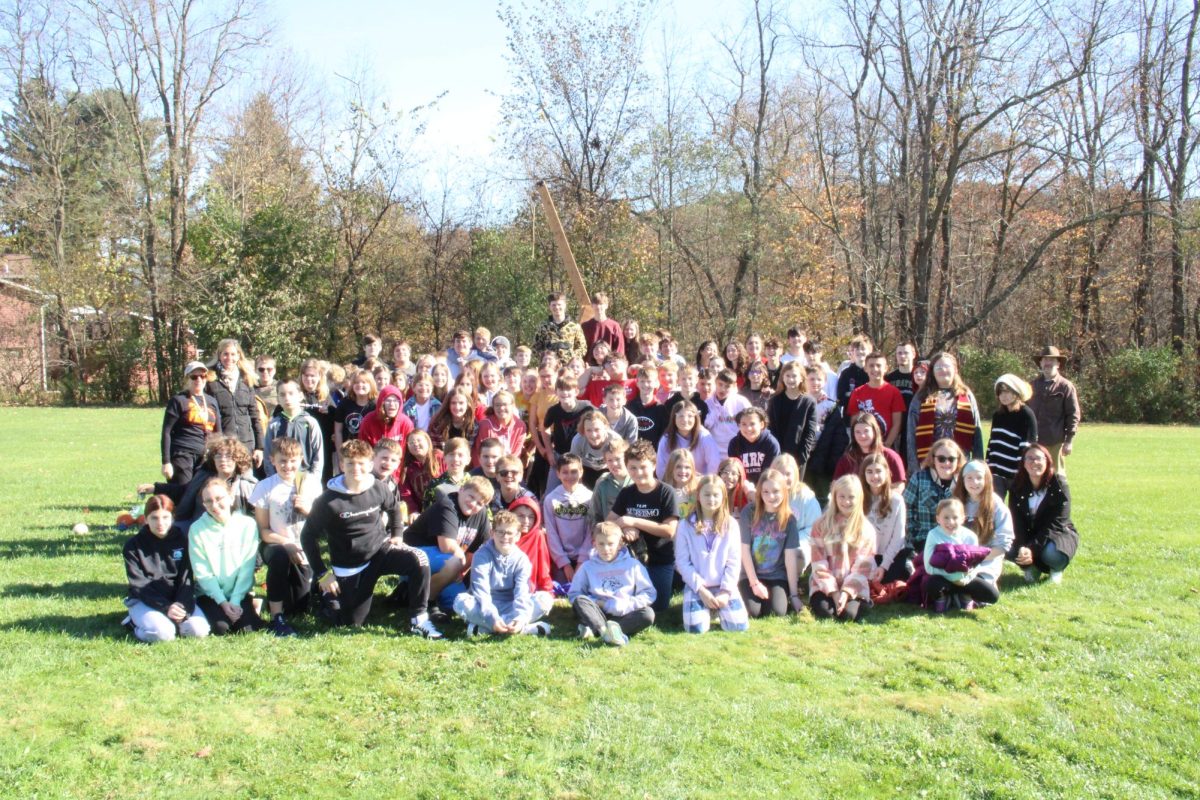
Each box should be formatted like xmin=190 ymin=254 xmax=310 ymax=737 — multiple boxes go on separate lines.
xmin=269 ymin=614 xmax=297 ymax=637
xmin=315 ymin=593 xmax=341 ymax=626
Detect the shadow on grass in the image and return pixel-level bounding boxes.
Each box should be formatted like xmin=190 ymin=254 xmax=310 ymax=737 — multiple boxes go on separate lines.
xmin=1 ymin=580 xmax=126 ymax=601
xmin=0 ymin=610 xmax=132 ymax=641
xmin=41 ymin=503 xmax=130 ymax=514
xmin=0 ymin=531 xmax=128 ymax=560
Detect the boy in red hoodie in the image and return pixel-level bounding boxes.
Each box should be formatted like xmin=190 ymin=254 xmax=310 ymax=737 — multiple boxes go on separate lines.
xmin=357 ymin=385 xmax=414 ymax=480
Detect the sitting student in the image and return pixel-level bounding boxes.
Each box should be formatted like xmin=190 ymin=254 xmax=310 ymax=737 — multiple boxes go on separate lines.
xmin=145 ymin=434 xmax=258 ymax=527
xmin=662 ymin=447 xmax=699 ymax=519
xmin=1008 ymin=444 xmax=1079 ymax=584
xmin=766 ymin=454 xmax=821 ymax=566
xmin=398 ymin=431 xmax=444 ymax=518
xmin=491 ymin=454 xmax=535 ymax=512
xmin=452 ymin=510 xmax=554 ymax=637
xmin=953 ymin=460 xmax=1014 ymax=598
xmin=626 ymin=363 xmax=668 ymax=446
xmin=738 ymin=470 xmax=803 ymax=618
xmin=264 ymin=380 xmax=324 ymax=479
xmin=301 ymin=440 xmax=441 ymax=638
xmin=608 ymin=440 xmax=680 ymax=616
xmin=717 ymin=457 xmax=755 ymax=514
xmin=921 ymin=498 xmax=998 ymax=612
xmin=569 ymin=521 xmax=657 ymax=646
xmin=570 ymin=409 xmax=622 ymax=489
xmin=859 ymin=452 xmax=910 ymax=583
xmin=424 ymin=437 xmax=471 ymax=507
xmin=403 ymin=475 xmax=494 ymax=613
xmin=509 ymin=496 xmax=554 ymax=598
xmin=544 ymin=454 xmax=595 ymax=583
xmin=122 ymin=494 xmax=210 ymax=642
xmin=727 ymin=407 xmax=781 ymax=485
xmin=251 ymin=437 xmax=321 ymax=637
xmin=675 ymin=475 xmax=749 ymax=634
xmin=589 ymin=437 xmax=631 ymax=525
xmin=189 ymin=478 xmax=263 ymax=635
xmin=808 ymin=475 xmax=876 ymax=622
xmin=600 ymin=379 xmax=639 ymax=443
xmin=473 ymin=390 xmax=527 ymax=465
xmin=402 ymin=375 xmax=441 ymax=433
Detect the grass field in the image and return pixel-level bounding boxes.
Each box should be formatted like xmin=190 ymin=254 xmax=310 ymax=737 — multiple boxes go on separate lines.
xmin=1 ymin=408 xmax=1197 ymax=799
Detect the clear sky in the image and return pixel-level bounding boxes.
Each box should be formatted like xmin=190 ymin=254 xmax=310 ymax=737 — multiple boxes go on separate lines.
xmin=270 ymin=0 xmax=771 ymax=198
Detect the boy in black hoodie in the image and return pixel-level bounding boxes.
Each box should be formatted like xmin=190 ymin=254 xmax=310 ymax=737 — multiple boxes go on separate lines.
xmin=301 ymin=440 xmax=442 ymax=638
xmin=122 ymin=494 xmax=210 ymax=642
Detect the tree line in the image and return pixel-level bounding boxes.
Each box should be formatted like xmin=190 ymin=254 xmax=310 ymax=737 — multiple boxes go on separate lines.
xmin=1 ymin=0 xmax=1197 ymax=419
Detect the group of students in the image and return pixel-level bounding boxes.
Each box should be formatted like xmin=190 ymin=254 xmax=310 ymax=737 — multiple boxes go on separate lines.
xmin=129 ymin=292 xmax=1082 ymax=644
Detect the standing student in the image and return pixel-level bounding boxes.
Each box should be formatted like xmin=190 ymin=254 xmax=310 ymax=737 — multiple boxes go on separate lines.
xmin=696 ymin=340 xmax=721 ymax=371
xmin=780 ymin=327 xmax=808 ymax=366
xmin=533 ymin=291 xmax=588 ymax=364
xmin=161 ymin=360 xmax=221 ymax=485
xmin=206 ymin=339 xmax=264 ymax=469
xmin=423 ymin=437 xmax=471 ymax=507
xmin=430 ymin=362 xmax=453 ymax=403
xmin=846 ymin=352 xmax=906 ymax=448
xmin=570 ymin=410 xmax=622 ymax=489
xmin=808 ymin=475 xmax=876 ymax=622
xmin=356 ymin=384 xmax=414 ymax=478
xmin=589 ymin=437 xmax=632 ymax=524
xmin=886 ymin=342 xmax=918 ymax=452
xmin=763 ymin=337 xmax=784 ymax=388
xmin=581 ymin=291 xmax=625 ymax=363
xmin=402 ymin=476 xmax=494 ymax=612
xmin=569 ymin=521 xmax=657 ymax=646
xmin=429 ymin=387 xmax=478 ymax=452
xmin=302 ymin=440 xmax=441 ymax=638
xmin=298 ymin=358 xmax=338 ymax=484
xmin=599 ymin=380 xmax=639 ymax=443
xmin=251 ymin=437 xmax=320 ymax=637
xmin=122 ymin=494 xmax=210 ymax=642
xmin=254 ymin=355 xmax=280 ymax=417
xmin=333 ymin=370 xmax=378 ymax=470
xmin=188 ymin=479 xmax=263 ymax=635
xmin=833 ymin=412 xmax=907 ymax=486
xmin=835 ymin=335 xmax=872 ymax=406
xmin=474 ymin=390 xmax=527 ymax=465
xmin=1008 ymin=444 xmax=1079 ymax=584
xmin=860 ymin=453 xmax=909 ymax=583
xmin=608 ymin=440 xmax=681 ymax=616
xmin=491 ymin=454 xmax=535 ymax=512
xmin=627 ymin=364 xmax=668 ymax=446
xmin=921 ymin=498 xmax=999 ymax=612
xmin=656 ymin=400 xmax=721 ymax=479
xmin=724 ymin=340 xmax=751 ymax=387
xmin=953 ymin=460 xmax=1014 ymax=595
xmin=352 ymin=333 xmax=383 ymax=367
xmin=543 ymin=454 xmax=595 ymax=582
xmin=986 ymin=374 xmax=1038 ymax=498
xmin=744 ymin=360 xmax=773 ymax=411
xmin=540 ymin=375 xmax=593 ymax=491
xmin=262 ymin=380 xmax=324 ymax=480
xmin=675 ymin=475 xmax=749 ymax=634
xmin=1027 ymin=346 xmax=1080 ymax=476
xmin=392 ymin=340 xmax=416 ymax=379
xmin=453 ymin=510 xmax=553 ymax=637
xmin=398 ymin=431 xmax=444 ymax=517
xmin=906 ymin=351 xmax=984 ymax=472
xmin=444 ymin=330 xmax=474 ymax=381
xmin=768 ymin=361 xmax=820 ymax=477
xmin=403 ymin=375 xmax=441 ymax=433
xmin=727 ymin=407 xmax=781 ymax=485
xmin=738 ymin=470 xmax=803 ymax=618
xmin=903 ymin=439 xmax=965 ymax=556
xmin=705 ymin=369 xmax=752 ymax=454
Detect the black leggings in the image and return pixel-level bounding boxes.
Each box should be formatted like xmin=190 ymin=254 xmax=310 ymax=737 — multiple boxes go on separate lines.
xmin=879 ymin=547 xmax=915 ymax=582
xmin=263 ymin=544 xmax=313 ymax=613
xmin=195 ymin=595 xmax=262 ymax=635
xmin=169 ymin=450 xmax=205 ymax=486
xmin=334 ymin=544 xmax=430 ymax=627
xmin=809 ymin=591 xmax=868 ymax=622
xmin=923 ymin=575 xmax=1000 ymax=606
xmin=572 ymin=596 xmax=655 ymax=638
xmin=738 ymin=578 xmax=792 ymax=618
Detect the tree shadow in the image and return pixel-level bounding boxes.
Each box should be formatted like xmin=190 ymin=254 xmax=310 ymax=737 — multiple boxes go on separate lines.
xmin=1 ymin=580 xmax=126 ymax=602
xmin=0 ymin=611 xmax=132 ymax=641
xmin=41 ymin=503 xmax=131 ymax=514
xmin=0 ymin=531 xmax=128 ymax=560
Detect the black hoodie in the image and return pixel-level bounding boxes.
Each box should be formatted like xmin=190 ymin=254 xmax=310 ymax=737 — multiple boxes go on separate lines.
xmin=301 ymin=475 xmax=403 ymax=574
xmin=123 ymin=525 xmax=195 ymax=612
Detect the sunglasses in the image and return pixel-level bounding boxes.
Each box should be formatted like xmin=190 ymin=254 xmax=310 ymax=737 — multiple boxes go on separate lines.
xmin=257 ymin=367 xmax=274 ymax=373
xmin=934 ymin=455 xmax=958 ymax=464
xmin=498 ymin=470 xmax=520 ymax=478
xmin=189 ymin=374 xmax=206 ymax=380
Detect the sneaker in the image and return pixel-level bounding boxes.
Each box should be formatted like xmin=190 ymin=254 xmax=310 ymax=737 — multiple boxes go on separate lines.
xmin=600 ymin=619 xmax=629 ymax=647
xmin=961 ymin=600 xmax=978 ymax=612
xmin=316 ymin=593 xmax=341 ymax=625
xmin=931 ymin=596 xmax=949 ymax=614
xmin=523 ymin=621 xmax=551 ymax=637
xmin=577 ymin=623 xmax=595 ymax=641
xmin=410 ymin=614 xmax=444 ymax=640
xmin=1049 ymin=571 xmax=1064 ymax=585
xmin=268 ymin=614 xmax=297 ymax=638
xmin=1023 ymin=567 xmax=1039 ymax=584
xmin=120 ymin=614 xmax=133 ymax=631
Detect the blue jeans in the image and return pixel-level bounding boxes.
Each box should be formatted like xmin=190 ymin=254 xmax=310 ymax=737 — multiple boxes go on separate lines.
xmin=420 ymin=546 xmax=464 ymax=611
xmin=1037 ymin=541 xmax=1070 ymax=572
xmin=646 ymin=562 xmax=675 ymax=617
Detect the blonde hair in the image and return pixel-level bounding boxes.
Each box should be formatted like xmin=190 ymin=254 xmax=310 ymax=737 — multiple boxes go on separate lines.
xmin=299 ymin=358 xmax=330 ymax=402
xmin=952 ymin=460 xmax=997 ymax=543
xmin=215 ymin=338 xmax=256 ymax=387
xmin=815 ymin=475 xmax=870 ymax=558
xmin=751 ymin=469 xmax=793 ymax=530
xmin=664 ymin=448 xmax=698 ymax=493
xmin=690 ymin=474 xmax=731 ymax=535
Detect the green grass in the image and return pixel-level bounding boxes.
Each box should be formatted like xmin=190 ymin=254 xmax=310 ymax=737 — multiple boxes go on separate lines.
xmin=1 ymin=409 xmax=1197 ymax=799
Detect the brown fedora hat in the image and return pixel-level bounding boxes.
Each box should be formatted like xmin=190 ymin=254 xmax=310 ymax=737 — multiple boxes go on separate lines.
xmin=1033 ymin=345 xmax=1068 ymax=366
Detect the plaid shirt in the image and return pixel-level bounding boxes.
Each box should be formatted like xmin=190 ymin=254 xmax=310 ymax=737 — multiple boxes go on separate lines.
xmin=902 ymin=468 xmax=954 ymax=551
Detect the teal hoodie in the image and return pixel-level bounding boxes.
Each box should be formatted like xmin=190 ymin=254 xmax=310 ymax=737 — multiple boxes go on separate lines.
xmin=188 ymin=511 xmax=259 ymax=605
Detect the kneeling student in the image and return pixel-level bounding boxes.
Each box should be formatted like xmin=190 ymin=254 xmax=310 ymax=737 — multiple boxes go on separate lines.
xmin=122 ymin=494 xmax=210 ymax=642
xmin=568 ymin=522 xmax=656 ymax=647
xmin=301 ymin=440 xmax=442 ymax=638
xmin=452 ymin=510 xmax=554 ymax=637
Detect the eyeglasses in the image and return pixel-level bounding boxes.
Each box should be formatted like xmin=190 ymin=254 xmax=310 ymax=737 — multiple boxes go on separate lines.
xmin=189 ymin=374 xmax=206 ymax=380
xmin=934 ymin=455 xmax=958 ymax=464
xmin=498 ymin=470 xmax=520 ymax=478
xmin=257 ymin=367 xmax=274 ymax=373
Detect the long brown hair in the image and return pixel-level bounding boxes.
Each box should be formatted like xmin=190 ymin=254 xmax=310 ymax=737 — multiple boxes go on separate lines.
xmin=953 ymin=460 xmax=997 ymax=545
xmin=859 ymin=452 xmax=894 ymax=519
xmin=914 ymin=351 xmax=970 ymax=403
xmin=664 ymin=400 xmax=703 ymax=449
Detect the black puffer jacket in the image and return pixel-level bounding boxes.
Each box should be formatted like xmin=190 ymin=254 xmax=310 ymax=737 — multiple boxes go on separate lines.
xmin=206 ymin=367 xmax=263 ymax=453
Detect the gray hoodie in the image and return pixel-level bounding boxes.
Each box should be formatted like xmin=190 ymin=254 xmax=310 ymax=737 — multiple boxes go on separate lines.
xmin=468 ymin=539 xmax=534 ymax=627
xmin=567 ymin=547 xmax=656 ymax=616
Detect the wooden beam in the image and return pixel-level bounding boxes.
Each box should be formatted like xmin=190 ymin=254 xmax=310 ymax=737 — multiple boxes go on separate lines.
xmin=534 ymin=181 xmax=594 ymax=323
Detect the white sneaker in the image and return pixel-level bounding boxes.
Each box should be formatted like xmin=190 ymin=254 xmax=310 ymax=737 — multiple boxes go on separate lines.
xmin=577 ymin=623 xmax=595 ymax=640
xmin=410 ymin=614 xmax=444 ymax=640
xmin=601 ymin=619 xmax=629 ymax=647
xmin=523 ymin=621 xmax=551 ymax=637
xmin=1048 ymin=571 xmax=1064 ymax=585
xmin=1023 ymin=567 xmax=1039 ymax=584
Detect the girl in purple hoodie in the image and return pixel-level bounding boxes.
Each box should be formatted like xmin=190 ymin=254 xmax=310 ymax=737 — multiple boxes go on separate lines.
xmin=675 ymin=475 xmax=749 ymax=633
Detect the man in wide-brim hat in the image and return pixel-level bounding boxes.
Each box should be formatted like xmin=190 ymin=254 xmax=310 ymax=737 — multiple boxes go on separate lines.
xmin=1027 ymin=345 xmax=1080 ymax=475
